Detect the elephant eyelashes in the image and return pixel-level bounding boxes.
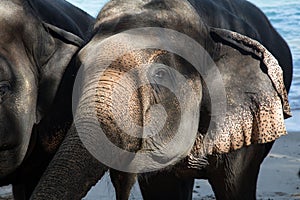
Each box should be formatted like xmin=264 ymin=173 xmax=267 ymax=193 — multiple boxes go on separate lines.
xmin=0 ymin=81 xmax=11 ymax=102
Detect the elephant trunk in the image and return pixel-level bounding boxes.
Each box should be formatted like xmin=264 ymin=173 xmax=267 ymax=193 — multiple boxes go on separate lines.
xmin=30 ymin=65 xmax=123 ymax=199
xmin=93 ymin=67 xmax=145 ymax=152
xmin=30 ymin=125 xmax=107 ymax=199
xmin=31 ymin=57 xmax=143 ymax=199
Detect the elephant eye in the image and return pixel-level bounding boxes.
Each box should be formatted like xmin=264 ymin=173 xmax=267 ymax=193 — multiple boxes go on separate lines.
xmin=152 ymin=68 xmax=170 ymax=82
xmin=154 ymin=68 xmax=168 ymax=79
xmin=0 ymin=81 xmax=11 ymax=99
xmin=151 ymin=66 xmax=175 ymax=92
xmin=148 ymin=64 xmax=175 ymax=91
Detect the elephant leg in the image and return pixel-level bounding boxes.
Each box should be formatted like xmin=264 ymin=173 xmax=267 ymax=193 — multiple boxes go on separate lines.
xmin=207 ymin=142 xmax=274 ymax=200
xmin=138 ymin=172 xmax=194 ymax=200
xmin=110 ymin=169 xmax=136 ymax=200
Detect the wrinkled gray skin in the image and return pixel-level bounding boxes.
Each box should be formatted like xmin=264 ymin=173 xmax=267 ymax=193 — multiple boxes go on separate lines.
xmin=32 ymin=0 xmax=293 ymax=200
xmin=0 ymin=0 xmax=94 ymax=199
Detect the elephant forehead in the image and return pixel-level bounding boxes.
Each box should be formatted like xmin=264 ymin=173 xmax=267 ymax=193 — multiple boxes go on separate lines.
xmin=0 ymin=1 xmax=26 ymax=44
xmin=0 ymin=0 xmax=22 ymax=17
xmin=108 ymin=49 xmax=167 ymax=71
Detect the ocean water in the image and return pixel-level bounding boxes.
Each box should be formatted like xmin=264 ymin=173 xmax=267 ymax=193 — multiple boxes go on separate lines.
xmin=67 ymin=0 xmax=300 ymax=132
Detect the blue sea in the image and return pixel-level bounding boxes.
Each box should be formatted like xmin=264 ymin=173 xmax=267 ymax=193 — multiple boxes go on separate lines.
xmin=67 ymin=0 xmax=300 ymax=132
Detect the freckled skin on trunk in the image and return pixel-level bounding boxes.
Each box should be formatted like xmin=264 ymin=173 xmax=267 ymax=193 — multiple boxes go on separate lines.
xmin=95 ymin=65 xmax=144 ymax=152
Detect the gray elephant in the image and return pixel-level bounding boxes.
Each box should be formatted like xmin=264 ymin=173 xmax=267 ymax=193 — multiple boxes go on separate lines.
xmin=0 ymin=0 xmax=94 ymax=199
xmin=31 ymin=0 xmax=292 ymax=199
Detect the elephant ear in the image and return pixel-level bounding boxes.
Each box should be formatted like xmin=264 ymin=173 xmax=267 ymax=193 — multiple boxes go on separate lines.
xmin=34 ymin=22 xmax=84 ymax=122
xmin=192 ymin=28 xmax=292 ymax=157
xmin=210 ymin=27 xmax=291 ymax=118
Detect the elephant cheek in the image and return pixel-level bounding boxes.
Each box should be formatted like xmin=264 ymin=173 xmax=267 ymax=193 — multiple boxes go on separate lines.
xmin=0 ymin=111 xmax=35 ymax=178
xmin=0 ymin=87 xmax=37 ymax=177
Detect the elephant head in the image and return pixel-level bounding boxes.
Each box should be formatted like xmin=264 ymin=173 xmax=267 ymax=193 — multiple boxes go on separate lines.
xmin=0 ymin=0 xmax=82 ymax=178
xmin=73 ymin=0 xmax=291 ymax=172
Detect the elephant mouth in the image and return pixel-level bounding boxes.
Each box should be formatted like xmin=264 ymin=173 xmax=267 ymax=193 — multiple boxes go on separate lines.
xmin=0 ymin=143 xmax=18 ymax=152
xmin=0 ymin=144 xmax=23 ymax=178
xmin=0 ymin=148 xmax=21 ymax=166
xmin=0 ymin=143 xmax=21 ymax=164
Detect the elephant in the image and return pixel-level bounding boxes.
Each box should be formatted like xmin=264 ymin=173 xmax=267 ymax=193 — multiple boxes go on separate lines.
xmin=0 ymin=0 xmax=94 ymax=199
xmin=31 ymin=0 xmax=293 ymax=199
